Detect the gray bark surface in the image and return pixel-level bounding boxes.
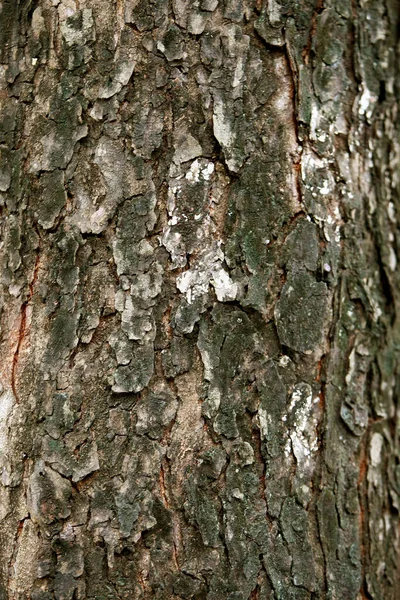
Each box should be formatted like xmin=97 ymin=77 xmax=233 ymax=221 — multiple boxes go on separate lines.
xmin=0 ymin=0 xmax=399 ymax=598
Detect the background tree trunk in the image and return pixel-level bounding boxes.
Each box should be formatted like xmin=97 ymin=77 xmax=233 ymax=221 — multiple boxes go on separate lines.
xmin=0 ymin=0 xmax=399 ymax=598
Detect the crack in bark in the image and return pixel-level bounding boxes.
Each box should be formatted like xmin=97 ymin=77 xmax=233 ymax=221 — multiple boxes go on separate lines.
xmin=11 ymin=250 xmax=40 ymax=403
xmin=302 ymin=0 xmax=325 ymax=66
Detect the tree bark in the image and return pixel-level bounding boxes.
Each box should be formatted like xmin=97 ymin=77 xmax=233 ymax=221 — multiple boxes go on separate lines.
xmin=0 ymin=0 xmax=399 ymax=598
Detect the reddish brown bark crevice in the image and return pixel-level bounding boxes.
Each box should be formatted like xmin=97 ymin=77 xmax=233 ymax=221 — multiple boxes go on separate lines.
xmin=11 ymin=251 xmax=40 ymax=403
xmin=159 ymin=460 xmax=170 ymax=510
xmin=249 ymin=584 xmax=260 ymax=599
xmin=302 ymin=0 xmax=325 ymax=66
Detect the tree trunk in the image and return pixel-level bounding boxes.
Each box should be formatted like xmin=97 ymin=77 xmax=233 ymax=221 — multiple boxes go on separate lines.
xmin=0 ymin=0 xmax=399 ymax=598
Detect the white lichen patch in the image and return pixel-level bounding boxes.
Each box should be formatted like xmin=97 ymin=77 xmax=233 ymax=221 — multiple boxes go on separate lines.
xmin=60 ymin=7 xmax=95 ymax=47
xmin=389 ymin=246 xmax=397 ymax=272
xmin=185 ymin=159 xmax=215 ymax=183
xmin=0 ymin=390 xmax=15 ymax=457
xmin=358 ymin=84 xmax=377 ymax=120
xmin=0 ymin=387 xmax=15 ymax=483
xmin=257 ymin=408 xmax=271 ymax=440
xmin=163 ymin=162 xmax=216 ymax=269
xmin=213 ymin=98 xmax=234 ymax=155
xmin=388 ymin=202 xmax=396 ymax=223
xmin=163 ymin=158 xmax=238 ymax=303
xmin=302 ymin=148 xmax=336 ymax=202
xmin=285 ymin=383 xmax=319 ymax=502
xmin=319 ymin=179 xmax=333 ymax=196
xmin=211 ymin=265 xmax=238 ymax=302
xmin=368 ymin=432 xmax=384 ymax=487
xmin=279 ymin=355 xmax=291 ymax=367
xmin=212 ymin=94 xmax=246 ymax=172
xmin=198 ymin=349 xmax=213 ymax=381
xmin=301 ymin=147 xmax=326 ymax=175
xmin=310 ymin=101 xmax=328 ymax=143
xmin=345 ymin=347 xmax=356 ymax=385
xmin=177 ymin=242 xmax=237 ymax=304
xmin=370 ymin=432 xmax=383 ymax=468
xmin=162 ymin=227 xmax=187 ymax=268
xmin=233 ymin=56 xmax=245 ymax=88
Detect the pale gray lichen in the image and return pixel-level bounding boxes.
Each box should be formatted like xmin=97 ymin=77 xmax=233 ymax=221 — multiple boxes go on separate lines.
xmin=60 ymin=8 xmax=95 ymax=48
xmin=177 ymin=242 xmax=238 ymax=304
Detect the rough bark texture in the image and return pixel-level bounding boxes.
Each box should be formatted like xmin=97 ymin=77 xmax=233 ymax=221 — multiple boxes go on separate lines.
xmin=0 ymin=0 xmax=399 ymax=598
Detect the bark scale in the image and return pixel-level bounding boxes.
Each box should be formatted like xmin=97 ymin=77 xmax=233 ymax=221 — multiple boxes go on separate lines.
xmin=0 ymin=0 xmax=399 ymax=598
